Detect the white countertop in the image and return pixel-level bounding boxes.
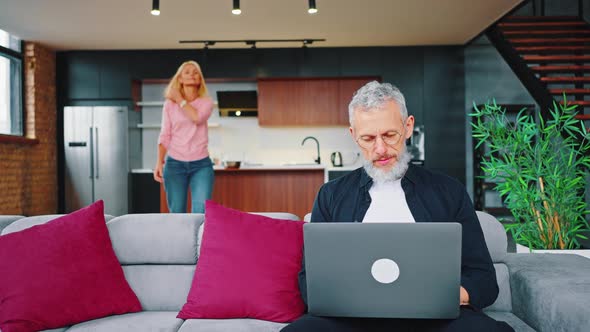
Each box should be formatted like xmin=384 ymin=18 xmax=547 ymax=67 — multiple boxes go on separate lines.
xmin=130 ymin=169 xmax=154 ymax=174
xmin=132 ymin=164 xmax=359 ymax=173
xmin=214 ymin=164 xmax=326 ymax=171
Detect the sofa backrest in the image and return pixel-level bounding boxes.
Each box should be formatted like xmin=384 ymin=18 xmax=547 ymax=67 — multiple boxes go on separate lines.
xmin=1 ymin=214 xmax=115 ymax=235
xmin=0 ymin=215 xmax=24 ymax=234
xmin=107 ymin=213 xmax=203 ymax=311
xmin=108 ymin=211 xmax=300 ymax=311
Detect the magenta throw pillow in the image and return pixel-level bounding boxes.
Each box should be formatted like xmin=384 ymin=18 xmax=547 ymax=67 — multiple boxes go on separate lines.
xmin=0 ymin=200 xmax=141 ymax=332
xmin=177 ymin=200 xmax=306 ymax=322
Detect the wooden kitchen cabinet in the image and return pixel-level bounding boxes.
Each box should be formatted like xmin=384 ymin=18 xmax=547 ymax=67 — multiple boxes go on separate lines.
xmin=160 ymin=168 xmax=325 ymax=219
xmin=257 ymin=77 xmax=379 ymax=126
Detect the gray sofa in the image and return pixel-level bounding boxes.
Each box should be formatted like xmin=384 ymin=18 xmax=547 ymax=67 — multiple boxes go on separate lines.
xmin=2 ymin=211 xmax=589 ymax=332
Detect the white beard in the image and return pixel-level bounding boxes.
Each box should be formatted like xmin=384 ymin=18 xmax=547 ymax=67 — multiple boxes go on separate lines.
xmin=363 ymin=145 xmax=412 ymax=184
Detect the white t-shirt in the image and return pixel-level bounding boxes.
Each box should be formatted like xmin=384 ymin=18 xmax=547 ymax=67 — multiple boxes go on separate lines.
xmin=363 ymin=179 xmax=415 ymax=223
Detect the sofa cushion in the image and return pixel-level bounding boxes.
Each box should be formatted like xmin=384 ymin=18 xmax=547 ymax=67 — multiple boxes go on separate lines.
xmin=178 ymin=318 xmax=287 ymax=332
xmin=123 ymin=265 xmax=196 ymax=311
xmin=108 ymin=213 xmax=204 ymax=264
xmin=0 ymin=201 xmax=141 ymax=332
xmin=178 ymin=200 xmax=306 ymax=322
xmin=505 ymin=253 xmax=590 ymax=332
xmin=65 ymin=311 xmax=183 ymax=332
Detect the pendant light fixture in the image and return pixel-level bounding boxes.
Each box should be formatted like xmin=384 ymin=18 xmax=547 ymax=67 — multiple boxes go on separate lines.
xmin=308 ymin=0 xmax=318 ymax=14
xmin=232 ymin=0 xmax=241 ymax=15
xmin=151 ymin=0 xmax=160 ymax=16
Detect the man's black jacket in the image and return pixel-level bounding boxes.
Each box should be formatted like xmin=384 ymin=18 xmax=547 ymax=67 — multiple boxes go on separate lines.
xmin=299 ymin=164 xmax=499 ymax=310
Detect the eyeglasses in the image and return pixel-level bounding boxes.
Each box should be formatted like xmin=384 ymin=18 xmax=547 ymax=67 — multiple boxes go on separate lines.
xmin=356 ymin=130 xmax=404 ymax=149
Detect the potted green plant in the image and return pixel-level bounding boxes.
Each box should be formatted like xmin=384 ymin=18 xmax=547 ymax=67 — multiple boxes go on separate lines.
xmin=470 ymin=99 xmax=590 ymax=251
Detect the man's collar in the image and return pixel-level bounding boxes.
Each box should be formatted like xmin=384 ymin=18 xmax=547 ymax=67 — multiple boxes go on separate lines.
xmin=360 ymin=163 xmax=419 ymax=188
xmin=403 ymin=164 xmax=419 ymax=184
xmin=360 ymin=167 xmax=373 ymax=188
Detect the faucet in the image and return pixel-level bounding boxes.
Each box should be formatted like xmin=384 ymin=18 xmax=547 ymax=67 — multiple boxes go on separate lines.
xmin=302 ymin=136 xmax=321 ymax=164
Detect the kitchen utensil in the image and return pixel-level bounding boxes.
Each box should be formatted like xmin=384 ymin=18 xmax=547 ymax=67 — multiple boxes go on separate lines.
xmin=224 ymin=161 xmax=241 ymax=169
xmin=331 ymin=152 xmax=343 ymax=167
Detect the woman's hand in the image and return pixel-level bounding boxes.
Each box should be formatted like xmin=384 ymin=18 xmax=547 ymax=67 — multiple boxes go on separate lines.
xmin=166 ymin=88 xmax=184 ymax=104
xmin=153 ymin=161 xmax=164 ymax=183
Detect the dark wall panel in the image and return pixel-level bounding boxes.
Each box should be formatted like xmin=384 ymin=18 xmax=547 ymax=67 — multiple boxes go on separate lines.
xmin=298 ymin=48 xmax=340 ymax=77
xmin=256 ymin=49 xmax=300 ymax=77
xmin=423 ymin=47 xmax=465 ymax=184
xmin=99 ymin=53 xmax=130 ymax=99
xmin=544 ymin=0 xmax=579 ymax=15
xmin=65 ymin=54 xmax=100 ymax=99
xmin=204 ymin=49 xmax=259 ymax=78
xmin=339 ymin=48 xmax=383 ymax=77
xmin=381 ymin=47 xmax=425 ymax=124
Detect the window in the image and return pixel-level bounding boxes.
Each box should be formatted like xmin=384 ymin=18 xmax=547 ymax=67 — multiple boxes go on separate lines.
xmin=0 ymin=29 xmax=23 ymax=136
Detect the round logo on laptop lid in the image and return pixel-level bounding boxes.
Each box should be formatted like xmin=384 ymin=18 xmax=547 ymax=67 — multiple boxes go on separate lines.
xmin=371 ymin=258 xmax=400 ymax=284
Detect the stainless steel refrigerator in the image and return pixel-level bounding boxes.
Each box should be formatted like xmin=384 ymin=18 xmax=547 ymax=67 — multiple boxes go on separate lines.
xmin=64 ymin=106 xmax=128 ymax=216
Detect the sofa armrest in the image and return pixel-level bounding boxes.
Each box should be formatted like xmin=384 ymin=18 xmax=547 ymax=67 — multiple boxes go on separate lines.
xmin=503 ymin=253 xmax=590 ymax=332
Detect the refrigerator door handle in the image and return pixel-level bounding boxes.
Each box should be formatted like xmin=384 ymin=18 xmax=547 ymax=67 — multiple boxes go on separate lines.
xmin=95 ymin=127 xmax=99 ymax=179
xmin=89 ymin=127 xmax=94 ymax=179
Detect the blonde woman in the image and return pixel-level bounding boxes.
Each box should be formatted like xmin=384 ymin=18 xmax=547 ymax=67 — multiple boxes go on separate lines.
xmin=153 ymin=61 xmax=214 ymax=213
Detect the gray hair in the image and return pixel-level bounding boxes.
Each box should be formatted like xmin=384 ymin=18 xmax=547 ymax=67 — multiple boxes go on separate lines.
xmin=348 ymin=81 xmax=408 ymax=127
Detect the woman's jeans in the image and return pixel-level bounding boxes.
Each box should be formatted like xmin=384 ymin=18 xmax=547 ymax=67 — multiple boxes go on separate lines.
xmin=163 ymin=156 xmax=214 ymax=213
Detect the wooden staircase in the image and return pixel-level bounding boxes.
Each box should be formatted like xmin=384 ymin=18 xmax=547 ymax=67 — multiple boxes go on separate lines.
xmin=488 ymin=15 xmax=590 ymax=119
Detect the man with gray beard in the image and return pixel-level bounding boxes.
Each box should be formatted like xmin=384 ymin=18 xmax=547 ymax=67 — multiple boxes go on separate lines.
xmin=282 ymin=82 xmax=513 ymax=332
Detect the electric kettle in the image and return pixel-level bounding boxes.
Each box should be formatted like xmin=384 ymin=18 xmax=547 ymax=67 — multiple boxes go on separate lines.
xmin=331 ymin=152 xmax=343 ymax=167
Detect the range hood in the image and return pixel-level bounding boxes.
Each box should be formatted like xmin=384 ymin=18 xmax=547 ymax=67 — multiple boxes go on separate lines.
xmin=216 ymin=90 xmax=258 ymax=117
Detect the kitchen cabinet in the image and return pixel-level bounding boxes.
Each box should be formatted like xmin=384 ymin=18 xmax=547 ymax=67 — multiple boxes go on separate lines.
xmin=160 ymin=168 xmax=325 ymax=219
xmin=257 ymin=77 xmax=379 ymax=126
xmin=131 ymin=172 xmax=160 ymax=213
xmin=65 ymin=54 xmax=100 ymax=99
xmin=61 ymin=53 xmax=131 ymax=100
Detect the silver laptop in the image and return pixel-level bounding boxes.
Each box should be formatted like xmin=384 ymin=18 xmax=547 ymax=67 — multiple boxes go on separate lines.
xmin=303 ymin=222 xmax=462 ymax=319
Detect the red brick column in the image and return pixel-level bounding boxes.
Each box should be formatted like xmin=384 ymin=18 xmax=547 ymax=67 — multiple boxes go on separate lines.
xmin=0 ymin=42 xmax=57 ymax=215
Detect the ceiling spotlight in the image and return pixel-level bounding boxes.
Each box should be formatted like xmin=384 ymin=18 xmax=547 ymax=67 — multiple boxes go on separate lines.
xmin=302 ymin=39 xmax=313 ymax=48
xmin=151 ymin=0 xmax=160 ymax=16
xmin=232 ymin=0 xmax=241 ymax=15
xmin=308 ymin=0 xmax=318 ymax=14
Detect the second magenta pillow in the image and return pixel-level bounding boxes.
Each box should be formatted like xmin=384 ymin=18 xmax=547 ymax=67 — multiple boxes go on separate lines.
xmin=177 ymin=200 xmax=306 ymax=322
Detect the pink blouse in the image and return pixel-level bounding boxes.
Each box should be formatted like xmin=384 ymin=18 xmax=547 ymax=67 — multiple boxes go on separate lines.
xmin=157 ymin=97 xmax=214 ymax=162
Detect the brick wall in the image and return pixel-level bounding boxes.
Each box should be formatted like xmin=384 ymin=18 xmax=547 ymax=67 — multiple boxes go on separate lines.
xmin=0 ymin=42 xmax=57 ymax=215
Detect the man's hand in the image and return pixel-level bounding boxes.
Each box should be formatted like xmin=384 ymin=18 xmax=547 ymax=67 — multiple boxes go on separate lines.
xmin=460 ymin=286 xmax=470 ymax=305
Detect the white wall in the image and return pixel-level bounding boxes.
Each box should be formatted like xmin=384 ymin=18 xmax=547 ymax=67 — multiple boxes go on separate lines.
xmin=139 ymin=82 xmax=362 ymax=169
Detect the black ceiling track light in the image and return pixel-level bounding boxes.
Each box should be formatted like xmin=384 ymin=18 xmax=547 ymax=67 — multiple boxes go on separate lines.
xmin=179 ymin=38 xmax=326 ymax=49
xmin=232 ymin=0 xmax=241 ymax=15
xmin=151 ymin=0 xmax=160 ymax=16
xmin=308 ymin=0 xmax=318 ymax=14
